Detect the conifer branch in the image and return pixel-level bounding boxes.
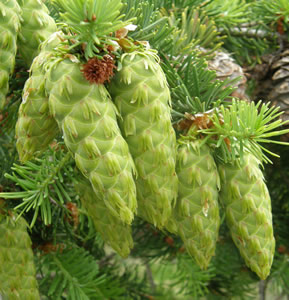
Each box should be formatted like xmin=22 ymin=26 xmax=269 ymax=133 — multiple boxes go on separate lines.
xmin=38 ymin=247 xmax=125 ymax=299
xmin=199 ymin=100 xmax=289 ymax=163
xmin=161 ymin=54 xmax=236 ymax=124
xmin=0 ymin=147 xmax=74 ymax=226
xmin=53 ymin=0 xmax=133 ymax=59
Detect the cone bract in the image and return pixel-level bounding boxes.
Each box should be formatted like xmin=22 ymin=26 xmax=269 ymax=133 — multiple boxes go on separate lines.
xmin=46 ymin=56 xmax=137 ymax=225
xmin=219 ymin=153 xmax=275 ymax=280
xmin=0 ymin=0 xmax=21 ymax=108
xmin=174 ymin=140 xmax=220 ymax=269
xmin=76 ymin=179 xmax=133 ymax=257
xmin=110 ymin=51 xmax=178 ymax=228
xmin=17 ymin=0 xmax=57 ymax=67
xmin=16 ymin=33 xmax=61 ymax=162
xmin=0 ymin=214 xmax=40 ymax=300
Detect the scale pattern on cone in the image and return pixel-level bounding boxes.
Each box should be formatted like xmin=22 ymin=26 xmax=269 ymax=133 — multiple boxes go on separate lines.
xmin=0 ymin=0 xmax=21 ymax=109
xmin=0 ymin=214 xmax=40 ymax=299
xmin=208 ymin=50 xmax=248 ymax=100
xmin=17 ymin=0 xmax=57 ymax=67
xmin=218 ymin=154 xmax=275 ymax=280
xmin=268 ymin=49 xmax=289 ymax=122
xmin=174 ymin=140 xmax=220 ymax=269
xmin=110 ymin=51 xmax=178 ymax=228
xmin=16 ymin=34 xmax=61 ymax=162
xmin=46 ymin=56 xmax=137 ymax=225
xmin=252 ymin=49 xmax=289 ymax=140
xmin=76 ymin=179 xmax=133 ymax=257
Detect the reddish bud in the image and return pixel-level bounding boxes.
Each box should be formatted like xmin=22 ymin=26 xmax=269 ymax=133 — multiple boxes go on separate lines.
xmin=165 ymin=236 xmax=174 ymax=247
xmin=82 ymin=55 xmax=116 ymax=84
xmin=278 ymin=245 xmax=287 ymax=254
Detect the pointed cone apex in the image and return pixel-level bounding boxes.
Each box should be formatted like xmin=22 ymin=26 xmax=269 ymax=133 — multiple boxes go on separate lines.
xmin=76 ymin=179 xmax=133 ymax=257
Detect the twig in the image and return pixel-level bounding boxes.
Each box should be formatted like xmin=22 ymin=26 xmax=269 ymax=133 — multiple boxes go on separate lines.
xmin=146 ymin=262 xmax=156 ymax=294
xmin=259 ymin=280 xmax=268 ymax=300
xmin=219 ymin=26 xmax=288 ymax=43
xmin=98 ymin=253 xmax=115 ymax=268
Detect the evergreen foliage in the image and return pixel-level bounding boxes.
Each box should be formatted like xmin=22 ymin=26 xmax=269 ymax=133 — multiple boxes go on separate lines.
xmin=161 ymin=53 xmax=235 ymax=121
xmin=0 ymin=0 xmax=289 ymax=299
xmin=0 ymin=146 xmax=74 ymax=226
xmin=37 ymin=247 xmax=125 ymax=299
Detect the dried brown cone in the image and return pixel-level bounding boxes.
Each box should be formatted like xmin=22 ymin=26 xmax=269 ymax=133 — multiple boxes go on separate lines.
xmin=208 ymin=51 xmax=249 ymax=100
xmin=268 ymin=49 xmax=289 ymax=122
xmin=81 ymin=55 xmax=116 ymax=84
xmin=251 ymin=48 xmax=289 ymax=140
xmin=268 ymin=49 xmax=289 ymax=140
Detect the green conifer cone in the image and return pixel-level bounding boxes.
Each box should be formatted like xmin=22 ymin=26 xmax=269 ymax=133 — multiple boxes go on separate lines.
xmin=110 ymin=50 xmax=178 ymax=228
xmin=218 ymin=154 xmax=275 ymax=279
xmin=17 ymin=0 xmax=57 ymax=67
xmin=46 ymin=55 xmax=137 ymax=225
xmin=0 ymin=0 xmax=21 ymax=109
xmin=0 ymin=214 xmax=40 ymax=299
xmin=16 ymin=33 xmax=60 ymax=162
xmin=174 ymin=139 xmax=220 ymax=269
xmin=76 ymin=179 xmax=133 ymax=257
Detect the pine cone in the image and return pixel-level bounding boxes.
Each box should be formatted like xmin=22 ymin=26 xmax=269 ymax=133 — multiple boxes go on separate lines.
xmin=0 ymin=0 xmax=21 ymax=109
xmin=174 ymin=139 xmax=220 ymax=269
xmin=16 ymin=33 xmax=61 ymax=162
xmin=76 ymin=179 xmax=133 ymax=257
xmin=46 ymin=52 xmax=137 ymax=225
xmin=17 ymin=0 xmax=57 ymax=68
xmin=109 ymin=50 xmax=178 ymax=229
xmin=251 ymin=49 xmax=289 ymax=140
xmin=0 ymin=214 xmax=40 ymax=299
xmin=218 ymin=154 xmax=275 ymax=280
xmin=208 ymin=51 xmax=248 ymax=100
xmin=268 ymin=49 xmax=289 ymax=122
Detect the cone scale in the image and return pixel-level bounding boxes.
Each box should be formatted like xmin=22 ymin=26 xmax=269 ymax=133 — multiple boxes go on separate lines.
xmin=219 ymin=154 xmax=275 ymax=279
xmin=110 ymin=50 xmax=178 ymax=228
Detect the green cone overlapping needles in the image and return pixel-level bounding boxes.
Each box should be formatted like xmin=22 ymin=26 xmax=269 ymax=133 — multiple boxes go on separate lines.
xmin=218 ymin=154 xmax=275 ymax=280
xmin=0 ymin=214 xmax=40 ymax=299
xmin=76 ymin=179 xmax=133 ymax=257
xmin=110 ymin=50 xmax=178 ymax=229
xmin=16 ymin=33 xmax=61 ymax=162
xmin=17 ymin=0 xmax=57 ymax=67
xmin=0 ymin=0 xmax=21 ymax=109
xmin=174 ymin=139 xmax=220 ymax=269
xmin=46 ymin=56 xmax=137 ymax=225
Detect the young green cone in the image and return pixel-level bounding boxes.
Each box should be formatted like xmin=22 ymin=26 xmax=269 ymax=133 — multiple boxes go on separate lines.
xmin=16 ymin=33 xmax=61 ymax=162
xmin=76 ymin=179 xmax=133 ymax=257
xmin=0 ymin=0 xmax=21 ymax=109
xmin=219 ymin=154 xmax=275 ymax=280
xmin=17 ymin=0 xmax=57 ymax=67
xmin=46 ymin=55 xmax=137 ymax=225
xmin=174 ymin=139 xmax=220 ymax=269
xmin=110 ymin=50 xmax=178 ymax=228
xmin=0 ymin=214 xmax=40 ymax=299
